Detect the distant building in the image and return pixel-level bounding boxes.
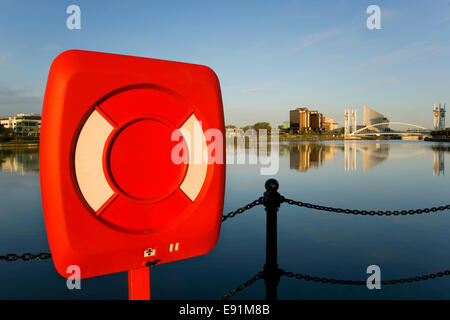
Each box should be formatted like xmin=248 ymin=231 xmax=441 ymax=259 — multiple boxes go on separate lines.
xmin=289 ymin=107 xmax=324 ymax=133
xmin=290 ymin=107 xmax=310 ymax=133
xmin=433 ymin=103 xmax=446 ymax=130
xmin=310 ymin=111 xmax=323 ymax=131
xmin=323 ymin=117 xmax=338 ymax=131
xmin=0 ymin=113 xmax=41 ymax=137
xmin=362 ymin=105 xmax=389 ymax=132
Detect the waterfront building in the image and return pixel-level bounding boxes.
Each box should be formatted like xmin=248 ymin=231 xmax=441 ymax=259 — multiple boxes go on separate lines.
xmin=0 ymin=113 xmax=41 ymax=137
xmin=310 ymin=111 xmax=323 ymax=132
xmin=351 ymin=110 xmax=357 ymax=133
xmin=344 ymin=109 xmax=350 ymax=135
xmin=433 ymin=103 xmax=446 ymax=130
xmin=362 ymin=105 xmax=389 ymax=132
xmin=290 ymin=107 xmax=327 ymax=133
xmin=290 ymin=107 xmax=311 ymax=133
xmin=323 ymin=117 xmax=338 ymax=131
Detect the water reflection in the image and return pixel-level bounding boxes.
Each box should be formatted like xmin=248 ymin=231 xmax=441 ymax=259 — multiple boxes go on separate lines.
xmin=1 ymin=141 xmax=450 ymax=299
xmin=0 ymin=142 xmax=448 ymax=177
xmin=432 ymin=145 xmax=446 ymax=177
xmin=0 ymin=148 xmax=39 ymax=175
xmin=285 ymin=144 xmax=338 ymax=172
xmin=280 ymin=141 xmax=449 ymax=176
xmin=344 ymin=142 xmax=390 ymax=172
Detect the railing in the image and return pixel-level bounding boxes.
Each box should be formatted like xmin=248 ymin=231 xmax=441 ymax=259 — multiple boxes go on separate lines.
xmin=220 ymin=179 xmax=450 ymax=300
xmin=2 ymin=179 xmax=450 ymax=300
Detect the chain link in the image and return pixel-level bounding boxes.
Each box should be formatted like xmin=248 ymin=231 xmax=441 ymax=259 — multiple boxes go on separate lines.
xmin=219 ymin=271 xmax=265 ymax=300
xmin=281 ymin=269 xmax=450 ymax=285
xmin=283 ymin=198 xmax=450 ymax=216
xmin=222 ymin=197 xmax=264 ymax=222
xmin=0 ymin=253 xmax=52 ymax=262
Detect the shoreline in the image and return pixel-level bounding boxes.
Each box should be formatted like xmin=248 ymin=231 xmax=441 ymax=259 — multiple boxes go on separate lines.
xmin=424 ymin=138 xmax=450 ymax=142
xmin=0 ymin=141 xmax=40 ymax=149
xmin=279 ymin=135 xmax=344 ymax=141
xmin=1 ymin=136 xmax=448 ymax=148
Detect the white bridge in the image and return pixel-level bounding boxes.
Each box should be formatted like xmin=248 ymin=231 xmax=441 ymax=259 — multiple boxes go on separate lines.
xmin=349 ymin=122 xmax=431 ymax=136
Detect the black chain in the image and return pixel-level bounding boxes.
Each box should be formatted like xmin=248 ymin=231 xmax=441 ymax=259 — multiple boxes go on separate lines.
xmin=219 ymin=271 xmax=265 ymax=300
xmin=281 ymin=269 xmax=450 ymax=285
xmin=283 ymin=198 xmax=450 ymax=216
xmin=222 ymin=197 xmax=263 ymax=222
xmin=0 ymin=253 xmax=52 ymax=262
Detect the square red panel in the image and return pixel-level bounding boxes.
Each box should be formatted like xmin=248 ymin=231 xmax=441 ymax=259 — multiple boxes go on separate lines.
xmin=40 ymin=50 xmax=225 ymax=278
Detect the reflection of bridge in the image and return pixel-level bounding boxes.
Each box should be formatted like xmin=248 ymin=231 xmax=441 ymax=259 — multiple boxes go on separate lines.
xmin=349 ymin=122 xmax=431 ymax=137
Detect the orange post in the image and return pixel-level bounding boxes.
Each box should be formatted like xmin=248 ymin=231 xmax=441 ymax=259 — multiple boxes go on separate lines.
xmin=128 ymin=267 xmax=150 ymax=300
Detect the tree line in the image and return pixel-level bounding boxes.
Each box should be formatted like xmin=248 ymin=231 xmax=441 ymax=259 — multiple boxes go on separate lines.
xmin=0 ymin=125 xmax=15 ymax=142
xmin=225 ymin=122 xmax=272 ymax=133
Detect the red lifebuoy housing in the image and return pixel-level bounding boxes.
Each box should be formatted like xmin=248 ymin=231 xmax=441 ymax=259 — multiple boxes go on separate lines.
xmin=40 ymin=50 xmax=225 ymax=279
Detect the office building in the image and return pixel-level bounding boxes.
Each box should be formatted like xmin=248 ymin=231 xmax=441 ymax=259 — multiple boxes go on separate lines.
xmin=323 ymin=117 xmax=338 ymax=131
xmin=362 ymin=105 xmax=389 ymax=132
xmin=310 ymin=111 xmax=323 ymax=131
xmin=290 ymin=107 xmax=310 ymax=132
xmin=289 ymin=107 xmax=325 ymax=133
xmin=0 ymin=113 xmax=41 ymax=137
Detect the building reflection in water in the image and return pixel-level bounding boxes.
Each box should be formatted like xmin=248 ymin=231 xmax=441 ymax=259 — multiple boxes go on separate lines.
xmin=344 ymin=142 xmax=390 ymax=172
xmin=287 ymin=142 xmax=447 ymax=176
xmin=1 ymin=143 xmax=448 ymax=177
xmin=286 ymin=143 xmax=338 ymax=172
xmin=432 ymin=145 xmax=447 ymax=176
xmin=0 ymin=149 xmax=39 ymax=175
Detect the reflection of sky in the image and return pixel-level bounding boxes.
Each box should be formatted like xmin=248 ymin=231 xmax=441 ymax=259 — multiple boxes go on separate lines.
xmin=1 ymin=142 xmax=450 ymax=299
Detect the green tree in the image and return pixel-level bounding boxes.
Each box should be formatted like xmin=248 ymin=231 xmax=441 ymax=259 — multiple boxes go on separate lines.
xmin=0 ymin=124 xmax=14 ymax=142
xmin=251 ymin=122 xmax=271 ymax=134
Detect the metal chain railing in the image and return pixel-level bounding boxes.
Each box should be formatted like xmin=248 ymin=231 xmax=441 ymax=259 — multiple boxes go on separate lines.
xmin=220 ymin=267 xmax=450 ymax=299
xmin=219 ymin=179 xmax=450 ymax=299
xmin=221 ymin=197 xmax=263 ymax=222
xmin=281 ymin=269 xmax=450 ymax=285
xmin=3 ymin=179 xmax=450 ymax=300
xmin=1 ymin=199 xmax=264 ymax=262
xmin=283 ymin=198 xmax=450 ymax=216
xmin=219 ymin=271 xmax=265 ymax=300
xmin=0 ymin=253 xmax=52 ymax=262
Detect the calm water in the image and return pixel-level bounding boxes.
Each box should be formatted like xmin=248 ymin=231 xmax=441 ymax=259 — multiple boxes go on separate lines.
xmin=1 ymin=141 xmax=450 ymax=299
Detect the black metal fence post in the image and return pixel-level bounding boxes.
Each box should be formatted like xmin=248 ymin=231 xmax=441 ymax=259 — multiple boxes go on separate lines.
xmin=262 ymin=179 xmax=283 ymax=301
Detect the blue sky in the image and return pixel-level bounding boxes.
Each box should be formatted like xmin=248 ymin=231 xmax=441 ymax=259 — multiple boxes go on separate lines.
xmin=0 ymin=0 xmax=449 ymax=128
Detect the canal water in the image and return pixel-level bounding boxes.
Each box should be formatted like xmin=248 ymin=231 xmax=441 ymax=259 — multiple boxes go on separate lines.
xmin=1 ymin=141 xmax=450 ymax=299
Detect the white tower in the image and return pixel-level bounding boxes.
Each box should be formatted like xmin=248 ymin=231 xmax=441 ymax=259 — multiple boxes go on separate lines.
xmin=351 ymin=109 xmax=357 ymax=134
xmin=344 ymin=109 xmax=350 ymax=136
xmin=433 ymin=103 xmax=446 ymax=130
